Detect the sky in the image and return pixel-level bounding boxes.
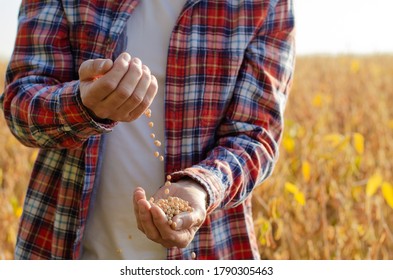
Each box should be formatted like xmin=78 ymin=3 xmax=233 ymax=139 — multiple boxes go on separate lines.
xmin=0 ymin=0 xmax=393 ymax=59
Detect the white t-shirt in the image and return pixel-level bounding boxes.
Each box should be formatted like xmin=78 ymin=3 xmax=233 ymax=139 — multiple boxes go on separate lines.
xmin=81 ymin=0 xmax=185 ymax=260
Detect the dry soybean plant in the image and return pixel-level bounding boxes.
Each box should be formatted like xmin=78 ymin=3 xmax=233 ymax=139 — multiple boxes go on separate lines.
xmin=252 ymin=55 xmax=393 ymax=260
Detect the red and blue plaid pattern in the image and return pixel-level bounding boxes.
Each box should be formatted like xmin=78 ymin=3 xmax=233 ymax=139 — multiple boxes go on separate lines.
xmin=1 ymin=0 xmax=295 ymax=259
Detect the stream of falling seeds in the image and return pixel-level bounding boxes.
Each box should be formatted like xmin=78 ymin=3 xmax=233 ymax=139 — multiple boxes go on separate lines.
xmin=143 ymin=109 xmax=194 ymax=224
xmin=139 ymin=108 xmax=196 ymax=259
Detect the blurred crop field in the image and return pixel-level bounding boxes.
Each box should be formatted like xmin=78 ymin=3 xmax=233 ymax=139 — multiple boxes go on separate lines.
xmin=1 ymin=55 xmax=393 ymax=260
xmin=0 ymin=61 xmax=38 ymax=259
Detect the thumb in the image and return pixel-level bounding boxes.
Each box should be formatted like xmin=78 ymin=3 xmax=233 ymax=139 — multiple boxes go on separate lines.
xmin=79 ymin=58 xmax=113 ymax=81
xmin=172 ymin=210 xmax=204 ymax=231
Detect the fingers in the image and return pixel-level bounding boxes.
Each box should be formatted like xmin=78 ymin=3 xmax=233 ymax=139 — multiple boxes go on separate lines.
xmin=138 ymin=201 xmax=166 ymax=243
xmin=133 ymin=187 xmax=146 ymax=232
xmin=133 ymin=190 xmax=175 ymax=247
xmin=79 ymin=52 xmax=158 ymax=122
xmin=87 ymin=53 xmax=133 ymax=103
xmin=133 ymin=186 xmax=205 ymax=249
xmin=99 ymin=57 xmax=143 ymax=109
xmin=79 ymin=58 xmax=113 ymax=81
xmin=149 ymin=205 xmax=202 ymax=248
xmin=125 ymin=72 xmax=158 ymax=121
xmin=133 ymin=187 xmax=167 ymax=243
xmin=104 ymin=61 xmax=158 ymax=122
xmin=171 ymin=210 xmax=204 ymax=231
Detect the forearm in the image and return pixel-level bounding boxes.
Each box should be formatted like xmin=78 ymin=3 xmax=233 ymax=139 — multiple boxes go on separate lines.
xmin=0 ymin=1 xmax=115 ymax=148
xmin=172 ymin=128 xmax=279 ymax=213
xmin=1 ymin=79 xmax=113 ymax=148
xmin=171 ymin=0 xmax=296 ymax=213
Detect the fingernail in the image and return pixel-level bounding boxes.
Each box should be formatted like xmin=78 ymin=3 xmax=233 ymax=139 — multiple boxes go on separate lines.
xmin=121 ymin=52 xmax=131 ymax=62
xmin=132 ymin=57 xmax=141 ymax=65
xmin=98 ymin=60 xmax=107 ymax=71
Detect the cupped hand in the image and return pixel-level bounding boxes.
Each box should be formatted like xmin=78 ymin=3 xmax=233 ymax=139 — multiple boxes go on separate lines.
xmin=133 ymin=179 xmax=208 ymax=248
xmin=78 ymin=52 xmax=158 ymax=122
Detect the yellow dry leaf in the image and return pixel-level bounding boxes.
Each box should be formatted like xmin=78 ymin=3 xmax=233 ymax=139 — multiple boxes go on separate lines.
xmin=259 ymin=234 xmax=267 ymax=246
xmin=285 ymin=182 xmax=299 ymax=194
xmin=285 ymin=182 xmax=306 ymax=206
xmin=282 ymin=136 xmax=295 ymax=153
xmin=302 ymin=160 xmax=311 ymax=182
xmin=381 ymin=182 xmax=393 ymax=209
xmin=0 ymin=168 xmax=3 ymax=186
xmin=366 ymin=172 xmax=383 ymax=197
xmin=353 ymin=155 xmax=362 ymax=170
xmin=324 ymin=133 xmax=344 ymax=147
xmin=337 ymin=135 xmax=351 ymax=151
xmin=312 ymin=93 xmax=323 ymax=108
xmin=312 ymin=92 xmax=333 ymax=108
xmin=353 ymin=133 xmax=364 ymax=155
xmin=294 ymin=191 xmax=306 ymax=206
xmin=10 ymin=196 xmax=19 ymax=210
xmin=15 ymin=207 xmax=23 ymax=218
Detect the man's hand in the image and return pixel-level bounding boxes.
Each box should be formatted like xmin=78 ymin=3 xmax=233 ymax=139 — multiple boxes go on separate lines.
xmin=133 ymin=179 xmax=208 ymax=248
xmin=78 ymin=52 xmax=158 ymax=122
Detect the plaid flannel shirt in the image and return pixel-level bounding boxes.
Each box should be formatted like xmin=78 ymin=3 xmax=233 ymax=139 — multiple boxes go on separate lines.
xmin=1 ymin=0 xmax=295 ymax=259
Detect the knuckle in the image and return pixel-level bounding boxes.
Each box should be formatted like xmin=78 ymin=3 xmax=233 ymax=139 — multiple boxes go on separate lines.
xmin=141 ymin=67 xmax=151 ymax=80
xmin=79 ymin=59 xmax=92 ymax=74
xmin=142 ymin=95 xmax=153 ymax=107
xmin=150 ymin=75 xmax=158 ymax=87
xmin=100 ymin=79 xmax=117 ymax=92
xmin=139 ymin=74 xmax=151 ymax=86
xmin=133 ymin=105 xmax=148 ymax=119
xmin=131 ymin=92 xmax=144 ymax=104
xmin=131 ymin=57 xmax=142 ymax=67
xmin=115 ymin=86 xmax=131 ymax=100
xmin=129 ymin=62 xmax=143 ymax=78
xmin=149 ymin=79 xmax=158 ymax=94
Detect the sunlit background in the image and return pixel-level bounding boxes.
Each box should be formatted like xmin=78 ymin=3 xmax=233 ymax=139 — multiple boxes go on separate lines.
xmin=1 ymin=0 xmax=393 ymax=260
xmin=1 ymin=0 xmax=393 ymax=59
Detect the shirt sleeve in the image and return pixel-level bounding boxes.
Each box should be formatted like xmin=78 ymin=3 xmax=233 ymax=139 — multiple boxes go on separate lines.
xmin=0 ymin=1 xmax=115 ymax=149
xmin=173 ymin=0 xmax=296 ymax=213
